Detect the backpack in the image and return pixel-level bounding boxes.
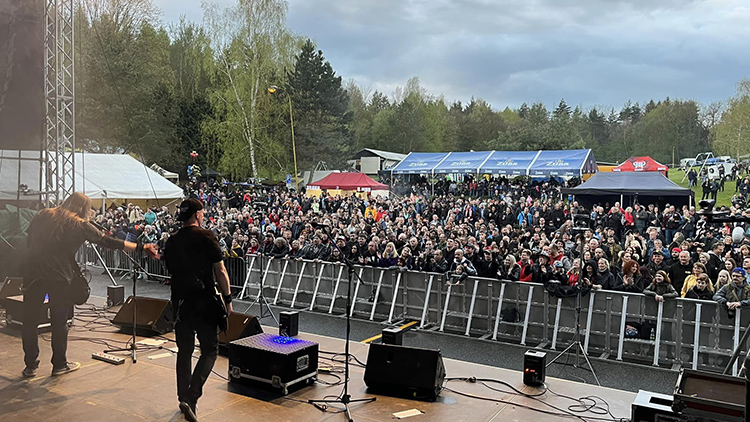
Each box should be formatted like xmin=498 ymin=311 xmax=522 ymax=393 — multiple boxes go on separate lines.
xmin=501 ymin=307 xmax=521 ymax=323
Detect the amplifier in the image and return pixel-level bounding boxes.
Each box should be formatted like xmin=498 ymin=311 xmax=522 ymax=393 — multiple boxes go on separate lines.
xmin=673 ymin=369 xmax=744 ymax=421
xmin=279 ymin=310 xmax=299 ymax=337
xmin=2 ymin=295 xmax=53 ymax=331
xmin=107 ymin=285 xmax=125 ymax=307
xmin=382 ymin=326 xmax=403 ymax=345
xmin=523 ymin=350 xmax=546 ymax=387
xmin=229 ymin=333 xmax=318 ymax=395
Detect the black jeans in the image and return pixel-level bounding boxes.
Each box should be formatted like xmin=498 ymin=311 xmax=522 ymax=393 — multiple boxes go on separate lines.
xmin=175 ymin=309 xmax=219 ymax=405
xmin=22 ymin=279 xmax=73 ymax=369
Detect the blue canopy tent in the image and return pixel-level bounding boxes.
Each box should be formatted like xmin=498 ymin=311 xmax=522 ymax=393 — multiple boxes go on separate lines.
xmin=528 ymin=149 xmax=597 ymax=178
xmin=390 ymin=150 xmax=598 ymax=195
xmin=389 ymin=152 xmax=450 ymax=175
xmin=432 ymin=151 xmax=493 ymax=174
xmin=479 ymin=150 xmax=541 ymax=175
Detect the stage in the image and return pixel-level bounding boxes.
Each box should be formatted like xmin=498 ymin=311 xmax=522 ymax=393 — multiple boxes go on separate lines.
xmin=0 ymin=299 xmax=635 ymax=421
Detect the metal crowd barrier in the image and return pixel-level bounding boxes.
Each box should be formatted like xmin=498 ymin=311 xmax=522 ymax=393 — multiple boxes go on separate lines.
xmin=78 ymin=244 xmax=747 ymax=374
xmin=77 ymin=243 xmax=247 ymax=287
xmin=237 ymin=255 xmax=750 ymax=374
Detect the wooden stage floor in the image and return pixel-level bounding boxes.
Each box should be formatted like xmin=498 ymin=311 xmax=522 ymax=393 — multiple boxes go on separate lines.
xmin=0 ymin=304 xmax=635 ymax=422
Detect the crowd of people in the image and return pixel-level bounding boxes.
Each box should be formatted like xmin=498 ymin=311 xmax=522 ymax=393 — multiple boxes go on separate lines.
xmin=91 ymin=175 xmax=750 ymax=314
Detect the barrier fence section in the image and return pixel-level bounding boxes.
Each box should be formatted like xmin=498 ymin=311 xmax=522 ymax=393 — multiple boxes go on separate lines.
xmin=77 ymin=243 xmax=247 ymax=287
xmin=235 ymin=255 xmax=749 ymax=374
xmin=77 ymin=245 xmax=748 ymax=373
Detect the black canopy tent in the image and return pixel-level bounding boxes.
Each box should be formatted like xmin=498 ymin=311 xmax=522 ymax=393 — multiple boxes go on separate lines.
xmin=562 ymin=172 xmax=693 ymax=209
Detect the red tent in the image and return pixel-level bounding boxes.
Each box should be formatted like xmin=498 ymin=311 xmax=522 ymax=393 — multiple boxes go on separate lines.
xmin=307 ymin=172 xmax=388 ymax=192
xmin=612 ymin=156 xmax=668 ymax=175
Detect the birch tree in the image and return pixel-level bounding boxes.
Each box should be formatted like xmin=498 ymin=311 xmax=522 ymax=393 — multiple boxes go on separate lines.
xmin=202 ymin=0 xmax=299 ymax=180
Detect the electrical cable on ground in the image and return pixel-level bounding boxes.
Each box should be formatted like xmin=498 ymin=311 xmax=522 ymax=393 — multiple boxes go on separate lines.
xmin=443 ymin=376 xmax=629 ymax=422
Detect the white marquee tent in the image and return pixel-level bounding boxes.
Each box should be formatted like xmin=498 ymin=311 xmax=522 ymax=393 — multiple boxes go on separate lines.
xmin=0 ymin=150 xmax=184 ymax=204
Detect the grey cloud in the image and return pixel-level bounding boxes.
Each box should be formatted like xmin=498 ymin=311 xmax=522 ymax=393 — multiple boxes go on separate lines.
xmin=156 ymin=0 xmax=750 ymax=109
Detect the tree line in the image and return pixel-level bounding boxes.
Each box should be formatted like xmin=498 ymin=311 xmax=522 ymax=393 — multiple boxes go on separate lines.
xmin=74 ymin=0 xmax=750 ymax=182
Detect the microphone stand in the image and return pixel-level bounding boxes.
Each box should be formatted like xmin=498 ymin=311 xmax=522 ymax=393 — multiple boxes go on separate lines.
xmin=247 ymin=202 xmax=277 ymax=324
xmin=104 ymin=250 xmax=159 ymax=363
xmin=308 ymin=224 xmax=376 ymax=421
xmin=546 ymin=227 xmax=600 ymax=386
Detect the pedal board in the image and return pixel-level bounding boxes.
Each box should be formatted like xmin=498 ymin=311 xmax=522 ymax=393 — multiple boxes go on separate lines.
xmin=92 ymin=352 xmax=126 ymax=365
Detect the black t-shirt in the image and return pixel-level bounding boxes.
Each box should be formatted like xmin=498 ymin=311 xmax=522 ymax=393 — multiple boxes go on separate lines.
xmin=164 ymin=226 xmax=223 ymax=302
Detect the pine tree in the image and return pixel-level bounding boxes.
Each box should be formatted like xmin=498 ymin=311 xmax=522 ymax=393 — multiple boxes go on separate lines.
xmin=553 ymin=99 xmax=571 ymax=120
xmin=286 ymin=39 xmax=351 ymax=168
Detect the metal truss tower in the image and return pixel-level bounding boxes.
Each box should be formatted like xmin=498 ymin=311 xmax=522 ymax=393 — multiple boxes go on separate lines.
xmin=43 ymin=0 xmax=75 ymax=206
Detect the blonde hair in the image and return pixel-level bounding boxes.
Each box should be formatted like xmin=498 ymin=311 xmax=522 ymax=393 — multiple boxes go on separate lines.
xmin=716 ymin=270 xmax=731 ymax=289
xmin=383 ymin=242 xmax=398 ymax=259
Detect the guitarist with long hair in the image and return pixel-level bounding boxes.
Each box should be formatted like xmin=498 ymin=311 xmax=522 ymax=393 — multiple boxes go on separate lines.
xmin=163 ymin=198 xmax=232 ymax=422
xmin=22 ymin=193 xmax=158 ymax=378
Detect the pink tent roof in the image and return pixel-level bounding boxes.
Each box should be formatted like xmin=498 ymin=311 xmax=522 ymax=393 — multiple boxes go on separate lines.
xmin=308 ymin=172 xmax=389 ymax=191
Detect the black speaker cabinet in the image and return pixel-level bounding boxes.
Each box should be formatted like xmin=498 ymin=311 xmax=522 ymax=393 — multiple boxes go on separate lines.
xmin=219 ymin=312 xmax=263 ymax=346
xmin=279 ymin=310 xmax=299 ymax=337
xmin=523 ymin=350 xmax=546 ymax=387
xmin=107 ymin=285 xmax=125 ymax=307
xmin=382 ymin=326 xmax=403 ymax=345
xmin=111 ymin=296 xmax=174 ymax=335
xmin=364 ymin=343 xmax=446 ymax=402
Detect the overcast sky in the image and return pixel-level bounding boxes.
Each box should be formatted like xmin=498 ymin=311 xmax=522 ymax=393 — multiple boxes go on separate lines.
xmin=154 ymin=0 xmax=750 ymax=111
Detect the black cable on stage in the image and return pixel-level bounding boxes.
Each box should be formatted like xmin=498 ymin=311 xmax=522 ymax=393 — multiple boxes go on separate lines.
xmin=319 ymin=349 xmax=366 ymax=368
xmin=545 ymin=383 xmax=622 ymax=421
xmin=443 ymin=377 xmax=628 ymax=422
xmin=445 ymin=376 xmax=548 ymax=397
xmin=442 ymin=385 xmax=585 ymax=420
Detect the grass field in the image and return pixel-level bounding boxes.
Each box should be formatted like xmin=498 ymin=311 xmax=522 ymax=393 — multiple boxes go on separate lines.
xmin=667 ymin=169 xmax=735 ymax=207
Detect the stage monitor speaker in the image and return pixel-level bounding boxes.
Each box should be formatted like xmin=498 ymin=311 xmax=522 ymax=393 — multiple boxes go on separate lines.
xmin=0 ymin=277 xmax=23 ymax=301
xmin=219 ymin=312 xmax=263 ymax=346
xmin=111 ymin=296 xmax=174 ymax=335
xmin=364 ymin=343 xmax=445 ymax=402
